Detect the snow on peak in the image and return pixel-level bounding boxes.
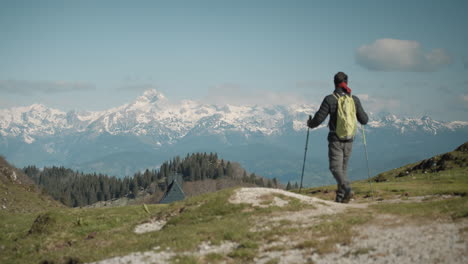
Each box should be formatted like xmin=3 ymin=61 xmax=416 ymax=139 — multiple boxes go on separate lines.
xmin=421 ymin=115 xmax=432 ymax=121
xmin=126 ymin=89 xmax=168 ymax=112
xmin=29 ymin=103 xmax=48 ymax=111
xmin=0 ymin=91 xmax=467 ymax=144
xmin=138 ymin=89 xmax=166 ymax=103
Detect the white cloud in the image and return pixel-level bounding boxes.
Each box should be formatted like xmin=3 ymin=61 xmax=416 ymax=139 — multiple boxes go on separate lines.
xmin=0 ymin=80 xmax=95 ymax=95
xmin=356 ymin=39 xmax=452 ymax=72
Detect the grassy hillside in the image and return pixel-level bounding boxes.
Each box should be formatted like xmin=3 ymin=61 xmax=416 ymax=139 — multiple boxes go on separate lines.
xmin=1 ymin=143 xmax=467 ymax=264
xmin=299 ymin=142 xmax=468 ymax=201
xmin=0 ymin=157 xmax=62 ymax=214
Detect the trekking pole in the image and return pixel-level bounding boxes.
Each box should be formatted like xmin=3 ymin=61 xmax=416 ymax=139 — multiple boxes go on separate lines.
xmin=299 ymin=115 xmax=312 ymax=192
xmin=361 ymin=124 xmax=374 ymax=199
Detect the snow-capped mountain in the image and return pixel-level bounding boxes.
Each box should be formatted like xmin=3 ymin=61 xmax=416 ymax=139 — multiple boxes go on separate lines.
xmin=1 ymin=89 xmax=466 ymax=144
xmin=1 ymin=89 xmax=467 ymax=186
xmin=367 ymin=113 xmax=467 ymax=135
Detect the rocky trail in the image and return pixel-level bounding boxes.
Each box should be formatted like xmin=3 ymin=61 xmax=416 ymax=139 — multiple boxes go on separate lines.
xmin=89 ymin=188 xmax=468 ymax=264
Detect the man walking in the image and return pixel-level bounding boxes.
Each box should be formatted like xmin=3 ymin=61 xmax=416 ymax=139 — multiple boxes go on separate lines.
xmin=307 ymin=72 xmax=368 ymax=203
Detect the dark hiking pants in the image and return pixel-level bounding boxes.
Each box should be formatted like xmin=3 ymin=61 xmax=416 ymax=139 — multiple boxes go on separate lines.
xmin=328 ymin=140 xmax=353 ymax=201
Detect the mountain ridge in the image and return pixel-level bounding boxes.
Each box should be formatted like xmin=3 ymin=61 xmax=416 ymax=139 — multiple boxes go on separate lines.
xmin=1 ymin=89 xmax=466 ymax=145
xmin=1 ymin=89 xmax=467 ymax=183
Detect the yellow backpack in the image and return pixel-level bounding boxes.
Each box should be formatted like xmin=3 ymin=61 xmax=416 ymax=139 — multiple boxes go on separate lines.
xmin=333 ymin=93 xmax=357 ymax=140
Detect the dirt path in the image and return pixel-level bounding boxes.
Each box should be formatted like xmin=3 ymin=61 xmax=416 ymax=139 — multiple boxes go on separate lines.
xmin=88 ymin=188 xmax=468 ymax=264
xmin=310 ymin=218 xmax=468 ymax=264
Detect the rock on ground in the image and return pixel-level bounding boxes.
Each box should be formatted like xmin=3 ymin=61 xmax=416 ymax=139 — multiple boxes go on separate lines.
xmin=134 ymin=220 xmax=167 ymax=234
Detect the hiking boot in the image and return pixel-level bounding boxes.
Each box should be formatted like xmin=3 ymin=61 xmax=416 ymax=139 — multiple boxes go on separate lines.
xmin=342 ymin=188 xmax=354 ymax=204
xmin=335 ymin=196 xmax=343 ymax=203
xmin=335 ymin=190 xmax=344 ymax=203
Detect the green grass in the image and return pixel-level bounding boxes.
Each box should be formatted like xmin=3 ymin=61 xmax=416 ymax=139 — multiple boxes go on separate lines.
xmin=1 ymin=146 xmax=467 ymax=263
xmin=298 ymin=167 xmax=468 ymax=201
xmin=203 ymin=252 xmax=225 ymax=263
xmin=5 ymin=184 xmax=464 ymax=264
xmin=297 ymin=145 xmax=468 ymax=201
xmin=264 ymin=258 xmax=280 ymax=264
xmin=0 ymin=204 xmax=167 ymax=264
xmin=0 ymin=187 xmax=321 ymax=263
xmin=0 ymin=179 xmax=62 ymax=214
xmin=372 ymin=196 xmax=468 ymax=220
xmin=353 ymin=167 xmax=468 ymax=198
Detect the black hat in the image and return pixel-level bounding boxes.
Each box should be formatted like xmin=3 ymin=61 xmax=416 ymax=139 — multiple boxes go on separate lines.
xmin=334 ymin=72 xmax=348 ymax=86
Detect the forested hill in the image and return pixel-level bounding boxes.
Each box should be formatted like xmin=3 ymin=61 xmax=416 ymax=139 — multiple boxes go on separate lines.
xmin=23 ymin=152 xmax=279 ymax=207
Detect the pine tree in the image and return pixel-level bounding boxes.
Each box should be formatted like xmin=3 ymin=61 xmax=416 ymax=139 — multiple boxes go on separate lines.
xmin=130 ymin=178 xmax=139 ymax=198
xmin=189 ymin=166 xmax=196 ymax=181
xmin=195 ymin=166 xmax=201 ymax=181
xmin=267 ymin=180 xmax=272 ymax=188
xmin=215 ymin=166 xmax=224 ymax=179
xmin=242 ymin=171 xmax=248 ymax=182
xmin=60 ymin=190 xmax=72 ymax=207
xmin=249 ymin=173 xmax=256 ymax=183
xmin=272 ymin=178 xmax=278 ymax=188
xmin=226 ymin=162 xmax=233 ymax=178
xmin=256 ymin=178 xmax=264 ymax=187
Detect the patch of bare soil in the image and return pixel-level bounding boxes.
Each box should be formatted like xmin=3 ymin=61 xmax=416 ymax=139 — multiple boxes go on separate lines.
xmin=230 ymin=187 xmax=366 ymax=232
xmin=311 ymin=217 xmax=468 ymax=264
xmin=88 ymin=241 xmax=238 ymax=264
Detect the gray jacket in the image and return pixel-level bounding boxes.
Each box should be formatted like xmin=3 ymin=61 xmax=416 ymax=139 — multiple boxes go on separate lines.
xmin=308 ymin=88 xmax=369 ymax=142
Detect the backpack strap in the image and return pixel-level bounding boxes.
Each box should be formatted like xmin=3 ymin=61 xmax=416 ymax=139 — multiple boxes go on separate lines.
xmin=332 ymin=92 xmax=341 ymax=100
xmin=334 ymin=92 xmax=353 ymax=100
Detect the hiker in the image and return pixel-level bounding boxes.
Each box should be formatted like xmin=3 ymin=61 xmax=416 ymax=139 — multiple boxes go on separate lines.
xmin=307 ymin=72 xmax=368 ymax=203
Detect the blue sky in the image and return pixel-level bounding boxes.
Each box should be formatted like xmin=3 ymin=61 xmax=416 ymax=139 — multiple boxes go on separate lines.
xmin=1 ymin=0 xmax=467 ymax=120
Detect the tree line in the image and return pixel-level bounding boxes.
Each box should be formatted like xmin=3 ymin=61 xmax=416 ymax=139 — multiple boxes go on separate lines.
xmin=285 ymin=181 xmax=300 ymax=190
xmin=23 ymin=152 xmax=278 ymax=207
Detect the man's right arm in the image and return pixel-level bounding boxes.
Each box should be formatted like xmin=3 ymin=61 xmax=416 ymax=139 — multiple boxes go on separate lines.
xmin=353 ymin=96 xmax=369 ymax=125
xmin=307 ymin=97 xmax=329 ymax=129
